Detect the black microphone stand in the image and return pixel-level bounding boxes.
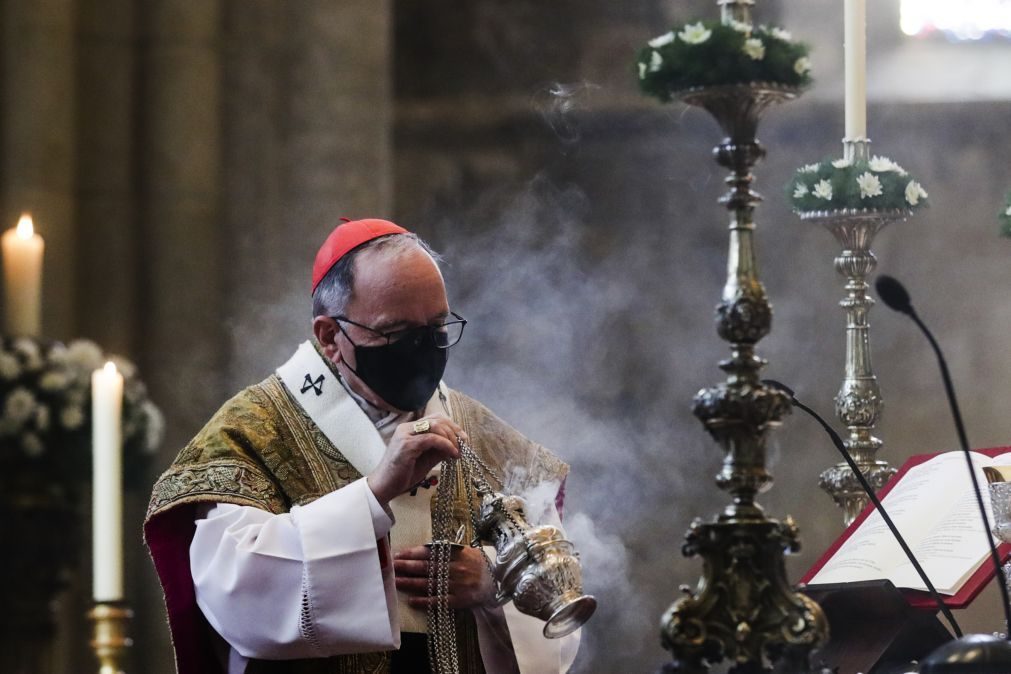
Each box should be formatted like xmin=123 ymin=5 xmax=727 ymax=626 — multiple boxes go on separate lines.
xmin=876 ymin=275 xmax=1011 ymax=672
xmin=764 ymin=379 xmax=962 ymax=639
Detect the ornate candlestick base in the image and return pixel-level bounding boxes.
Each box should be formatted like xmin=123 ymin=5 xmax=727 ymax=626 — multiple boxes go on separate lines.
xmin=89 ymin=602 xmax=133 ymax=674
xmin=819 ymin=459 xmax=894 ymax=524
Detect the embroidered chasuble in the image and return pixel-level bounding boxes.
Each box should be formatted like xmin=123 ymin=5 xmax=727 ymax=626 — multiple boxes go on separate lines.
xmin=144 ymin=343 xmax=570 ymax=674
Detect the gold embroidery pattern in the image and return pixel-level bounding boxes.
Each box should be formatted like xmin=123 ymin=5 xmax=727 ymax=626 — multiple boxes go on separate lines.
xmin=244 ymin=651 xmax=390 ymax=673
xmin=260 ymin=376 xmax=342 ymax=502
xmin=267 ymin=375 xmax=363 ymax=503
xmin=302 ymin=418 xmax=363 ymax=489
xmin=147 ymin=460 xmax=284 ymax=518
xmin=353 ymin=652 xmax=390 ymax=673
xmin=450 ymin=390 xmax=569 ymax=493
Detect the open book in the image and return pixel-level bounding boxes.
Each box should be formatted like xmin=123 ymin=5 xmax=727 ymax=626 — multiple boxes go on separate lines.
xmin=801 ymin=447 xmax=1011 ymax=608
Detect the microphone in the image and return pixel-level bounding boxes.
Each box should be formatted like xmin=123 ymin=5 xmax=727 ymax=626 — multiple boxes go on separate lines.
xmin=762 ymin=379 xmax=961 ymax=638
xmin=875 ymin=274 xmax=1011 ymax=671
xmin=875 ymin=275 xmax=1011 ymax=628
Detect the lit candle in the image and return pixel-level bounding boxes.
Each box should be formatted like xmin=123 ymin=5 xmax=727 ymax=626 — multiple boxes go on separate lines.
xmin=1 ymin=214 xmax=44 ymax=336
xmin=92 ymin=361 xmax=125 ymax=602
xmin=844 ymin=0 xmax=868 ymax=140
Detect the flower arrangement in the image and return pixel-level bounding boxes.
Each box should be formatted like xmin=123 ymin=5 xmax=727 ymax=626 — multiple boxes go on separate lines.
xmin=787 ymin=156 xmax=929 ymax=215
xmin=0 ymin=337 xmax=163 ymax=493
xmin=636 ymin=20 xmax=812 ymax=102
xmin=1000 ymin=192 xmax=1011 ymax=237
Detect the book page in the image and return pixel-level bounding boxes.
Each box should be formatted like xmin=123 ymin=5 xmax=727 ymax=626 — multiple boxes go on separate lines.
xmin=889 ymin=482 xmax=994 ymax=592
xmin=809 ymin=452 xmax=965 ymax=586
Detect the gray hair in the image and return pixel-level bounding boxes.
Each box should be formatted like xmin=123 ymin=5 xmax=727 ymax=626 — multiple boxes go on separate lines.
xmin=312 ymin=232 xmax=442 ymax=318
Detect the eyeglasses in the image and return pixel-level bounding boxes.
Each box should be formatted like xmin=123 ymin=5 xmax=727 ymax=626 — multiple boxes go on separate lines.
xmin=333 ymin=311 xmax=467 ymax=349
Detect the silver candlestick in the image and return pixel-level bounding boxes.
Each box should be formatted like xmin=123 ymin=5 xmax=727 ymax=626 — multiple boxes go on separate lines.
xmin=658 ymin=2 xmax=828 ymax=671
xmin=799 ymin=138 xmax=906 ymax=525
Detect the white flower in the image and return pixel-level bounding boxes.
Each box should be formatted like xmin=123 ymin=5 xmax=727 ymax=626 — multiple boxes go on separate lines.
xmin=648 ymin=32 xmax=675 ymax=48
xmin=743 ymin=38 xmax=766 ymax=60
xmin=14 ymin=338 xmax=42 ymax=370
xmin=0 ymin=353 xmax=20 ymax=380
xmin=48 ymin=342 xmax=69 ymax=366
xmin=35 ymin=406 xmax=50 ymax=431
xmin=14 ymin=338 xmax=39 ymax=358
xmin=21 ymin=432 xmax=44 ymax=458
xmin=868 ymin=155 xmax=903 ymax=173
xmin=857 ymin=172 xmax=883 ymax=199
xmin=39 ymin=370 xmax=70 ymax=392
xmin=60 ymin=406 xmax=85 ymax=430
xmin=868 ymin=155 xmax=893 ymax=172
xmin=769 ymin=26 xmax=793 ymax=41
xmin=1005 ymin=205 xmax=1011 ymax=217
xmin=728 ymin=19 xmax=752 ymax=35
xmin=813 ymin=179 xmax=833 ymax=200
xmin=832 ymin=158 xmax=852 ymax=169
xmin=638 ymin=61 xmax=647 ymax=79
xmin=799 ymin=163 xmax=820 ymax=174
xmin=5 ymin=388 xmax=36 ymax=425
xmin=905 ymin=180 xmax=928 ymax=206
xmin=794 ymin=57 xmax=812 ymax=76
xmin=66 ymin=340 xmax=104 ymax=370
xmin=649 ymin=50 xmax=663 ymax=73
xmin=678 ymin=22 xmax=712 ymax=45
xmin=793 ymin=183 xmax=809 ymax=199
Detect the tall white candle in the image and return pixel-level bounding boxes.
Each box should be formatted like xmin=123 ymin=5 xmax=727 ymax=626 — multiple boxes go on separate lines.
xmin=92 ymin=361 xmax=125 ymax=602
xmin=1 ymin=214 xmax=44 ymax=336
xmin=844 ymin=0 xmax=868 ymax=139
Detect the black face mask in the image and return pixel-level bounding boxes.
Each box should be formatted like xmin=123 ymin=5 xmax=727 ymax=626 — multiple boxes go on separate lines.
xmin=341 ymin=328 xmax=448 ymax=412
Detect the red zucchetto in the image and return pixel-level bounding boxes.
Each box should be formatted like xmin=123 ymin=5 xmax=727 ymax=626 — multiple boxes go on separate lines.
xmin=311 ymin=218 xmax=409 ymax=294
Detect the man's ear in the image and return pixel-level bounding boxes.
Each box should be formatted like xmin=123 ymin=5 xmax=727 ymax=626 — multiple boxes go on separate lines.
xmin=312 ymin=316 xmax=342 ymax=361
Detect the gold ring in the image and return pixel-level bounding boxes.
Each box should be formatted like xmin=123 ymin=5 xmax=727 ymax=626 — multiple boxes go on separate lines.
xmin=412 ymin=420 xmax=431 ymax=435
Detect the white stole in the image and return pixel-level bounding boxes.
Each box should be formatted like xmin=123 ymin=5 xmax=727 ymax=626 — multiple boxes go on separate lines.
xmin=277 ymin=341 xmax=577 ymax=670
xmin=277 ymin=340 xmax=446 ymax=633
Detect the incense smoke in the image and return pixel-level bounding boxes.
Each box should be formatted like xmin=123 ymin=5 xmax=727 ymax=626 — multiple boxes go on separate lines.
xmin=432 ymin=170 xmax=727 ymax=669
xmin=534 ymin=82 xmax=601 ymax=148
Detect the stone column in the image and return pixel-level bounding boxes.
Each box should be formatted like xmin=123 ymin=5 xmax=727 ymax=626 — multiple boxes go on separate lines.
xmin=76 ymin=0 xmax=138 ymax=353
xmin=0 ymin=0 xmax=77 ymax=338
xmin=134 ymin=3 xmax=224 ymax=666
xmin=136 ymin=0 xmax=224 ymax=421
xmin=221 ymin=0 xmax=393 ymax=388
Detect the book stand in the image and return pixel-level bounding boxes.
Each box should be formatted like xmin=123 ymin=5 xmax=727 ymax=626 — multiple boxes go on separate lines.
xmin=802 ymin=580 xmax=952 ymax=674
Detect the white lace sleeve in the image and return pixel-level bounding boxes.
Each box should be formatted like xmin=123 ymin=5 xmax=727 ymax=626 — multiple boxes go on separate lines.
xmin=189 ymin=477 xmax=399 ymax=660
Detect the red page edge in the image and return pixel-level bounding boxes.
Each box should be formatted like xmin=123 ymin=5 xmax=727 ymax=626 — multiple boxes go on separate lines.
xmin=799 ymin=446 xmax=1011 ymax=609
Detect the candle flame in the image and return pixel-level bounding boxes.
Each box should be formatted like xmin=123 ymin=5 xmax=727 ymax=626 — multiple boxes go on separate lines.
xmin=103 ymin=361 xmax=118 ymax=376
xmin=15 ymin=214 xmax=33 ymax=239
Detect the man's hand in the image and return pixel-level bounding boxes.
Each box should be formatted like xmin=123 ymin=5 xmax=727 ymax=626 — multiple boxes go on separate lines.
xmin=366 ymin=414 xmax=467 ymax=507
xmin=393 ymin=546 xmax=496 ymax=610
